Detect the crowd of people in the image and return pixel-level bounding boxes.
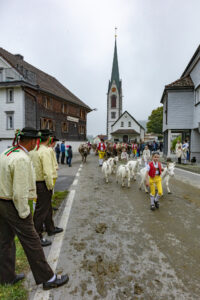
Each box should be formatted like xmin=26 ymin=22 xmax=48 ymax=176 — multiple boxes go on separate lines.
xmin=175 ymin=139 xmax=190 ymax=164
xmin=0 ymin=127 xmax=69 ymax=290
xmin=55 ymin=141 xmax=73 ymax=166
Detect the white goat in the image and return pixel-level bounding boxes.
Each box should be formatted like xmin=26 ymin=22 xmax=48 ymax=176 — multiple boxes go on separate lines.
xmin=127 ymin=158 xmax=142 ymax=180
xmin=102 ymin=161 xmax=112 ymax=183
xmin=161 ymin=162 xmax=175 ymax=193
xmin=107 ymin=156 xmax=118 ymax=174
xmin=116 ymin=165 xmax=131 ymax=188
xmin=138 ymin=162 xmax=175 ymax=194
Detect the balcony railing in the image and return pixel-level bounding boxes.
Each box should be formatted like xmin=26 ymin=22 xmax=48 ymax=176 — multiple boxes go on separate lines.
xmin=0 ymin=67 xmax=37 ymax=85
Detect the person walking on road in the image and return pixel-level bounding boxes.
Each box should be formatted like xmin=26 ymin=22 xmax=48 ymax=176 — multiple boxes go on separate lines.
xmin=98 ymin=139 xmax=106 ymax=167
xmin=67 ymin=146 xmax=73 ymax=167
xmin=55 ymin=143 xmax=60 ymax=164
xmin=60 ymin=141 xmax=65 ymax=164
xmin=30 ymin=129 xmax=63 ymax=247
xmin=142 ymin=145 xmax=151 ymax=167
xmin=0 ymin=127 xmax=69 ymax=289
xmin=145 ymin=152 xmax=164 ymax=211
xmin=176 ymin=145 xmax=182 ymax=164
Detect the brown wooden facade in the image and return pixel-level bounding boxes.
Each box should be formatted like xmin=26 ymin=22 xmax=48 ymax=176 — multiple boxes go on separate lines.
xmin=24 ymin=87 xmax=88 ymax=141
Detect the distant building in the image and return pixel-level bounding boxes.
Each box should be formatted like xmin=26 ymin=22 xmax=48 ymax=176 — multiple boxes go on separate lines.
xmin=111 ymin=111 xmax=144 ymax=143
xmin=106 ymin=36 xmax=145 ymax=142
xmin=161 ymin=45 xmax=200 ymax=161
xmin=0 ymin=47 xmax=91 ymax=153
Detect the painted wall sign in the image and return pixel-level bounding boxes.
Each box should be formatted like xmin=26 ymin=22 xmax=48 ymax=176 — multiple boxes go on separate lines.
xmin=67 ymin=116 xmax=79 ymax=122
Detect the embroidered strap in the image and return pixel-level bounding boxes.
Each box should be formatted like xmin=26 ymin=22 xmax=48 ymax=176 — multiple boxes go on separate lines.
xmin=5 ymin=146 xmax=20 ymax=156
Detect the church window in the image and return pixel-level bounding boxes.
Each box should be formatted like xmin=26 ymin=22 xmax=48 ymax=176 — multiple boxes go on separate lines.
xmin=128 ymin=121 xmax=131 ymax=127
xmin=111 ymin=95 xmax=116 ymax=108
xmin=121 ymin=121 xmax=124 ymax=127
xmin=111 ymin=112 xmax=116 ymax=119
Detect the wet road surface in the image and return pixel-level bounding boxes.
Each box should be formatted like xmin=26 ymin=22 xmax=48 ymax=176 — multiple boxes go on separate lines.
xmin=50 ymin=154 xmax=200 ymax=299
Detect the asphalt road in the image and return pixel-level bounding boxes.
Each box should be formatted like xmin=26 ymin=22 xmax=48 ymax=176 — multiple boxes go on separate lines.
xmin=28 ymin=153 xmax=200 ymax=300
xmin=48 ymin=154 xmax=200 ymax=299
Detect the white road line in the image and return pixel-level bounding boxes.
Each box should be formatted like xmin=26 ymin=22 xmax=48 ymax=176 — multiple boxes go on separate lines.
xmin=76 ymin=172 xmax=80 ymax=177
xmin=32 ymin=189 xmax=76 ymax=300
xmin=72 ymin=178 xmax=78 ymax=186
xmin=175 ymin=167 xmax=200 ymax=177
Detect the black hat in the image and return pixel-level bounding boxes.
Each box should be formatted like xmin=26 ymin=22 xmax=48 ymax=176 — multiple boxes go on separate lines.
xmin=12 ymin=127 xmax=39 ymax=146
xmin=39 ymin=129 xmax=51 ymax=137
xmin=19 ymin=127 xmax=39 ymax=138
xmin=52 ymin=136 xmax=59 ymax=142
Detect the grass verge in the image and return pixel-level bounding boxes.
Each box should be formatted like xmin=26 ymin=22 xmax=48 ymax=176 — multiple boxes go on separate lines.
xmin=0 ymin=190 xmax=68 ymax=300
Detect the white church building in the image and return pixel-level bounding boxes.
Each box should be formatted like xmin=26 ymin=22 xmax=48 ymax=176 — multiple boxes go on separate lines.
xmin=107 ymin=37 xmax=145 ymax=143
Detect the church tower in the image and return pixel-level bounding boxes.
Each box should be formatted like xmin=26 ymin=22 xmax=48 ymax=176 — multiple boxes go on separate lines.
xmin=107 ymin=32 xmax=122 ymax=140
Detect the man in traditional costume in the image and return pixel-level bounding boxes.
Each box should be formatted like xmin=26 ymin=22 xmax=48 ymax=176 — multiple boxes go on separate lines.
xmin=97 ymin=138 xmax=106 ymax=166
xmin=145 ymin=152 xmax=164 ymax=211
xmin=30 ymin=129 xmax=63 ymax=247
xmin=0 ymin=127 xmax=69 ymax=289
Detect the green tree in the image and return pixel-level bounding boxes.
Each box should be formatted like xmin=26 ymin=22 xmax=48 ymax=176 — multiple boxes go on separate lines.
xmin=147 ymin=106 xmax=163 ymax=134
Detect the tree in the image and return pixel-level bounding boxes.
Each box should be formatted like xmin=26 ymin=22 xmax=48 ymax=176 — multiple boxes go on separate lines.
xmin=146 ymin=106 xmax=163 ymax=134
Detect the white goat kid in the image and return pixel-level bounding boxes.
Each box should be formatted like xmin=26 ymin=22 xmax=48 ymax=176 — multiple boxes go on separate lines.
xmin=107 ymin=156 xmax=118 ymax=174
xmin=161 ymin=162 xmax=175 ymax=194
xmin=102 ymin=161 xmax=112 ymax=183
xmin=116 ymin=165 xmax=131 ymax=188
xmin=127 ymin=158 xmax=142 ymax=180
xmin=138 ymin=162 xmax=175 ymax=194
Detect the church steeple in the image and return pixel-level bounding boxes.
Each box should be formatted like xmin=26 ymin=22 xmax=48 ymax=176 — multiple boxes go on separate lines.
xmin=107 ymin=28 xmax=123 ymax=140
xmin=111 ymin=37 xmax=120 ymax=91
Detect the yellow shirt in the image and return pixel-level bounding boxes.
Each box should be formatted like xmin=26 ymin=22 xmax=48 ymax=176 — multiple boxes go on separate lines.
xmin=0 ymin=147 xmax=37 ymax=219
xmin=30 ymin=144 xmax=53 ymax=190
xmin=48 ymin=147 xmax=58 ymax=179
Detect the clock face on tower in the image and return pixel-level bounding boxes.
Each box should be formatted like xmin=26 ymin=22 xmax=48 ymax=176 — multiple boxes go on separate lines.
xmin=112 ymin=87 xmax=116 ymax=92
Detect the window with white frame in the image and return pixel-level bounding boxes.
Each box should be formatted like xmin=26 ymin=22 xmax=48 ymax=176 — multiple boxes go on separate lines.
xmin=7 ymin=88 xmax=14 ymax=103
xmin=121 ymin=121 xmax=124 ymax=127
xmin=195 ymin=86 xmax=200 ymax=105
xmin=128 ymin=121 xmax=131 ymax=127
xmin=111 ymin=112 xmax=116 ymax=119
xmin=6 ymin=112 xmax=14 ymax=129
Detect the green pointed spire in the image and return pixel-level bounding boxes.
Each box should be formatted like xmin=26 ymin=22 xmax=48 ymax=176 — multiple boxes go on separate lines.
xmin=111 ymin=37 xmax=120 ymax=91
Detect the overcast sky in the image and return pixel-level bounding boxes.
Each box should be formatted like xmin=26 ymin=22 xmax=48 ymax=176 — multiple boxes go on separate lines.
xmin=1 ymin=0 xmax=200 ymax=136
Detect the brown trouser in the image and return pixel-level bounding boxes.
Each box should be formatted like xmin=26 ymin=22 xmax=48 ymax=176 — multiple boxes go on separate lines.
xmin=0 ymin=199 xmax=54 ymax=284
xmin=34 ymin=182 xmax=55 ymax=238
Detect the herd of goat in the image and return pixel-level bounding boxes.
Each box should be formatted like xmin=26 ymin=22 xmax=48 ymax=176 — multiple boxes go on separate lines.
xmin=101 ymin=156 xmax=176 ymax=194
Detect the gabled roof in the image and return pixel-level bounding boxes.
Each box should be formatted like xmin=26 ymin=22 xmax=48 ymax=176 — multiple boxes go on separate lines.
xmin=181 ymin=44 xmax=200 ymax=78
xmin=0 ymin=47 xmax=91 ymax=111
xmin=160 ymin=75 xmax=194 ymax=103
xmin=165 ymin=75 xmax=194 ymax=89
xmin=111 ymin=110 xmax=145 ymax=130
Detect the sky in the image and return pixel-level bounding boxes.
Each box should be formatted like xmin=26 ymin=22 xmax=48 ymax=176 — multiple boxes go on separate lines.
xmin=1 ymin=0 xmax=200 ymax=136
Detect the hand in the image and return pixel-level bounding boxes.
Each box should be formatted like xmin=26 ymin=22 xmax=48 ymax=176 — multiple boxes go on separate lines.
xmin=146 ymin=180 xmax=149 ymax=187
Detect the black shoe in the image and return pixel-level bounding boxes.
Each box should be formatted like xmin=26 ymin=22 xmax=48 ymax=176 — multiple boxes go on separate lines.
xmin=10 ymin=273 xmax=25 ymax=285
xmin=52 ymin=206 xmax=58 ymax=211
xmin=41 ymin=238 xmax=52 ymax=247
xmin=43 ymin=274 xmax=69 ymax=290
xmin=48 ymin=227 xmax=63 ymax=236
xmin=155 ymin=201 xmax=159 ymax=209
xmin=150 ymin=204 xmax=156 ymax=211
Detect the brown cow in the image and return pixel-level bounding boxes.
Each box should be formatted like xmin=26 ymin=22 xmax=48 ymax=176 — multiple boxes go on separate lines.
xmin=78 ymin=144 xmax=89 ymax=163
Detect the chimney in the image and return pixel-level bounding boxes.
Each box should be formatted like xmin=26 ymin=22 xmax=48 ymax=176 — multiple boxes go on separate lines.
xmin=15 ymin=54 xmax=24 ymax=60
